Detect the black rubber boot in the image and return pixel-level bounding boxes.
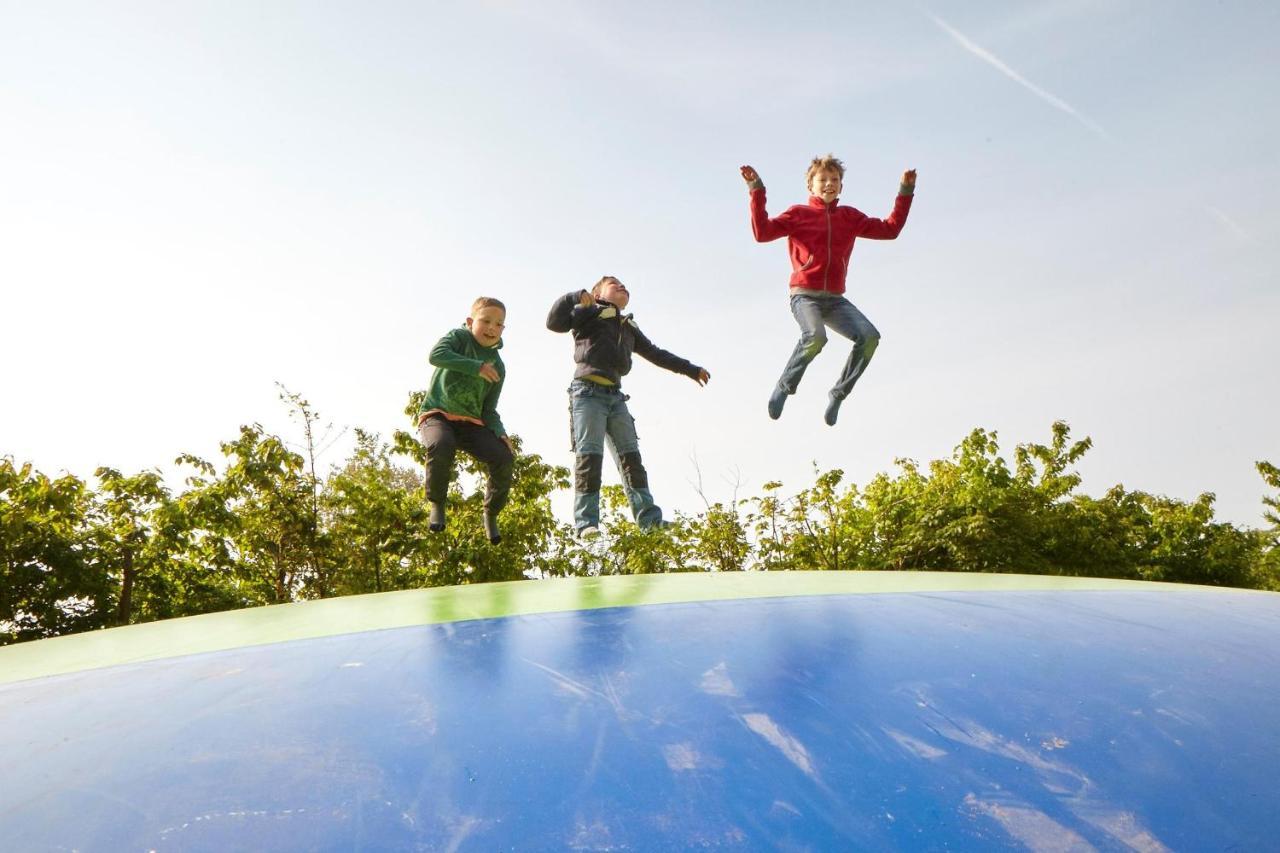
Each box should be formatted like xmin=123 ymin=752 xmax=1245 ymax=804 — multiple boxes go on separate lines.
xmin=428 ymin=501 xmax=446 ymax=533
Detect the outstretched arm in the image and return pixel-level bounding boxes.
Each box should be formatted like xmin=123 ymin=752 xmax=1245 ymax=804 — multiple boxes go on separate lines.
xmin=742 ymin=164 xmax=793 ymax=243
xmin=632 ymin=325 xmax=709 ymax=385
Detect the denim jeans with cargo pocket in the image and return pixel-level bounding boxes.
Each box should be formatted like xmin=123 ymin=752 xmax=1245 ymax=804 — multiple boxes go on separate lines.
xmin=568 ymin=380 xmax=662 ymax=532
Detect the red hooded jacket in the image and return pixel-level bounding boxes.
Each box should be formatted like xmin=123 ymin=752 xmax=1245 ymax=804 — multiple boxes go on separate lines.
xmin=749 ymin=187 xmax=913 ymax=295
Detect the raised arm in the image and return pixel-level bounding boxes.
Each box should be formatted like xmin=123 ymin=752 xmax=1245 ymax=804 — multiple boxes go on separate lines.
xmin=742 ymin=164 xmax=793 ymax=243
xmin=855 ymin=169 xmax=918 ymax=240
xmin=546 ymin=290 xmax=602 ymax=333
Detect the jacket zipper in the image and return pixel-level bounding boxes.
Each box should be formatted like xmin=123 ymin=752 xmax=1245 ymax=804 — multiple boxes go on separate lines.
xmin=823 ymin=204 xmax=832 ymax=291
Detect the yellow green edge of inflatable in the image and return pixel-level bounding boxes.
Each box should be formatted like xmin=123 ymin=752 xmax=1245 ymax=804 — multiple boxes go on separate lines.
xmin=0 ymin=571 xmax=1253 ymax=687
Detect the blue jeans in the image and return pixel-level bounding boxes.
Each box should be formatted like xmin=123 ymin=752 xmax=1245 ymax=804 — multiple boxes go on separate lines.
xmin=777 ymin=294 xmax=881 ymax=400
xmin=568 ymin=380 xmax=662 ymax=531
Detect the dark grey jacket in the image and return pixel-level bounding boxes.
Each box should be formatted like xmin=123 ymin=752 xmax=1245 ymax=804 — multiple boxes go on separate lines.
xmin=546 ymin=291 xmax=702 ymax=386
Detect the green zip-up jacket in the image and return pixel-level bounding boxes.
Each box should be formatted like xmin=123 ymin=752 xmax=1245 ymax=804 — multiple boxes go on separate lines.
xmin=418 ymin=327 xmax=506 ymax=437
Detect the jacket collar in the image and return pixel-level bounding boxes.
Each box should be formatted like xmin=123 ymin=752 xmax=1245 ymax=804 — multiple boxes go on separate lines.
xmin=596 ymin=299 xmax=632 ymax=322
xmin=808 ymin=195 xmax=839 ymax=209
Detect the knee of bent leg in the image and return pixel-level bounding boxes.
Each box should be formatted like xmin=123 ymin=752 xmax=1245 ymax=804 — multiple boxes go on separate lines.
xmin=802 ymin=329 xmax=828 ymax=358
xmin=491 ymin=443 xmax=515 ymax=478
xmin=422 ymin=431 xmax=456 ymax=459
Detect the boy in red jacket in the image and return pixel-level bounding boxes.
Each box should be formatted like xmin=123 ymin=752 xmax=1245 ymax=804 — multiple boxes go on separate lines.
xmin=741 ymin=155 xmax=916 ymax=425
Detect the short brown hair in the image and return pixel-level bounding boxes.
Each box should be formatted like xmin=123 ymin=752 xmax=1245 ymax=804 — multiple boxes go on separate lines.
xmin=470 ymin=296 xmax=506 ymax=315
xmin=590 ymin=276 xmax=620 ymax=297
xmin=806 ymin=154 xmax=845 ymax=183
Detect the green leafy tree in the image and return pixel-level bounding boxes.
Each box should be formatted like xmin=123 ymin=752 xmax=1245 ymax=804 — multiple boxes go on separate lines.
xmin=178 ymin=424 xmax=320 ymax=605
xmin=856 ymin=428 xmax=1033 ymax=573
xmin=278 ymin=384 xmax=343 ymax=596
xmin=1251 ymin=461 xmax=1280 ymax=590
xmin=685 ymin=500 xmax=751 ymax=573
xmin=323 ymin=430 xmax=426 ymax=595
xmin=1041 ymin=487 xmax=1146 ymax=581
xmin=859 ymin=458 xmax=935 ymax=570
xmin=1260 ymin=461 xmax=1280 ymax=529
xmin=1 ymin=459 xmax=108 ymax=642
xmin=778 ymin=467 xmax=865 ymax=572
xmin=745 ymin=480 xmax=796 ymax=571
xmin=670 ymin=466 xmax=751 ymax=574
xmin=1129 ymin=491 xmax=1256 ymax=587
xmin=91 ymin=467 xmax=186 ymax=625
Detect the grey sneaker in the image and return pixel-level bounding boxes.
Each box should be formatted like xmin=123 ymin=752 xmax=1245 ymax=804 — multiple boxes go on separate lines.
xmin=768 ymin=388 xmax=787 ymax=420
xmin=824 ymin=395 xmax=844 ymax=426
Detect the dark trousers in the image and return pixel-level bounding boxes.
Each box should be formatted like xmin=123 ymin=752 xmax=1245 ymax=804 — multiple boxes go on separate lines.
xmin=417 ymin=415 xmax=514 ymax=515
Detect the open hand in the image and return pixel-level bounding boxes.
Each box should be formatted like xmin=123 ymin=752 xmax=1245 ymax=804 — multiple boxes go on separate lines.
xmin=501 ymin=435 xmax=515 ymax=454
xmin=694 ymin=368 xmax=710 ymax=386
xmin=902 ymin=169 xmax=917 ymax=187
xmin=740 ymin=165 xmax=760 ymax=185
xmin=578 ymin=290 xmax=594 ymax=308
xmin=478 ymin=362 xmax=501 ymax=383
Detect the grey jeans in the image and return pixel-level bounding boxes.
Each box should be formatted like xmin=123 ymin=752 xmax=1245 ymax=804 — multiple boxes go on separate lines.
xmin=776 ymin=294 xmax=881 ymax=400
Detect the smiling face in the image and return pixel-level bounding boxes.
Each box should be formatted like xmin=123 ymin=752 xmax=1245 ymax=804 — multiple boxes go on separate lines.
xmin=808 ymin=167 xmax=842 ymax=204
xmin=466 ymin=305 xmax=506 ymax=347
xmin=593 ymin=276 xmax=630 ymax=310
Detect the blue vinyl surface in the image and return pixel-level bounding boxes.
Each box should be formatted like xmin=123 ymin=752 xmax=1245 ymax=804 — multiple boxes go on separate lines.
xmin=3 ymin=588 xmax=1279 ymax=850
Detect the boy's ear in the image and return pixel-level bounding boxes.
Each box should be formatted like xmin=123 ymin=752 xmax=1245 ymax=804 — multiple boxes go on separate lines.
xmin=464 ymin=316 xmax=475 ymax=328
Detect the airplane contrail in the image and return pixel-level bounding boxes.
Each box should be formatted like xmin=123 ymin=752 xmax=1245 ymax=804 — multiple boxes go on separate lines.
xmin=1206 ymin=206 xmax=1253 ymax=241
xmin=927 ymin=12 xmax=1112 ymax=141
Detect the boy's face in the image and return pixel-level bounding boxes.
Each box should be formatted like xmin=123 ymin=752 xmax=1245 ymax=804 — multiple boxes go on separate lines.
xmin=595 ymin=278 xmax=630 ymax=310
xmin=466 ymin=306 xmax=506 ymax=347
xmin=808 ymin=168 xmax=842 ymax=203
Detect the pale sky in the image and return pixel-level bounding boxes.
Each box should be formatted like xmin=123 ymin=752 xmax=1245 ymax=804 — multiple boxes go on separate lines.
xmin=3 ymin=1 xmax=1277 ymax=529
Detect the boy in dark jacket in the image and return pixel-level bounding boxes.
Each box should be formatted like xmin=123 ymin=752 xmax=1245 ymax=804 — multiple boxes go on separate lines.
xmin=417 ymin=297 xmax=513 ymax=543
xmin=546 ymin=276 xmax=709 ymax=537
xmin=741 ymin=155 xmax=916 ymax=425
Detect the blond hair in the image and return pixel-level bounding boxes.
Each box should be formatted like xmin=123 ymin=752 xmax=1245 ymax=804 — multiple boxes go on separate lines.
xmin=806 ymin=154 xmax=845 ymax=183
xmin=590 ymin=276 xmax=621 ymax=297
xmin=470 ymin=296 xmax=506 ymax=315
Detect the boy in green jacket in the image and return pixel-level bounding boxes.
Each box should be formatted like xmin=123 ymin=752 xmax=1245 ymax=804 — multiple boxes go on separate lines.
xmin=417 ymin=297 xmax=514 ymax=543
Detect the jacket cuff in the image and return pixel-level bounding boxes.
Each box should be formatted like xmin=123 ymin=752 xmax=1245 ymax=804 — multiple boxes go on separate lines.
xmin=898 ymin=182 xmax=914 ymax=197
xmin=748 ymin=180 xmax=764 ymax=192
